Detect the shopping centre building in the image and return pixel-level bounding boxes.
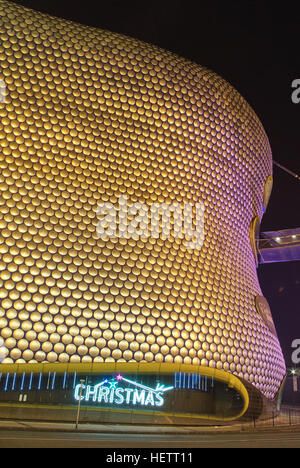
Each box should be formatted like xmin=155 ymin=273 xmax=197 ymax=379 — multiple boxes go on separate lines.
xmin=0 ymin=0 xmax=286 ymax=424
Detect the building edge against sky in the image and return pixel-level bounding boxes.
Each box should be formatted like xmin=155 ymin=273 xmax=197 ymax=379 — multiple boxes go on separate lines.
xmin=0 ymin=0 xmax=286 ymax=424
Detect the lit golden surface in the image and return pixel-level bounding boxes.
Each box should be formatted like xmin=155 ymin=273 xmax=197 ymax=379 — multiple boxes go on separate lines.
xmin=0 ymin=0 xmax=286 ymax=399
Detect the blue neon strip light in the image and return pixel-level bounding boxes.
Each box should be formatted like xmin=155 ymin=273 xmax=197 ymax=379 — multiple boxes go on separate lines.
xmin=12 ymin=373 xmax=16 ymax=391
xmin=4 ymin=373 xmax=9 ymax=391
xmin=46 ymin=372 xmax=51 ymax=390
xmin=29 ymin=372 xmax=33 ymax=391
xmin=20 ymin=372 xmax=25 ymax=391
xmin=51 ymin=372 xmax=56 ymax=390
xmin=38 ymin=373 xmax=42 ymax=390
xmin=73 ymin=372 xmax=77 ymax=389
xmin=63 ymin=372 xmax=67 ymax=389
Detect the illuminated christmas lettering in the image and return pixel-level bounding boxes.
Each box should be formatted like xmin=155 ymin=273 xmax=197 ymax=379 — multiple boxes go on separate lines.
xmin=74 ymin=375 xmax=174 ymax=409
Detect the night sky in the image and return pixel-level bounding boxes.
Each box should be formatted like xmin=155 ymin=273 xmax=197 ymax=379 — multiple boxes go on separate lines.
xmin=6 ymin=0 xmax=300 ymax=366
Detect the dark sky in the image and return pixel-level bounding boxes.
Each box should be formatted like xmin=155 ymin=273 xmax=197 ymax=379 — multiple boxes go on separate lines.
xmin=7 ymin=0 xmax=300 ymax=366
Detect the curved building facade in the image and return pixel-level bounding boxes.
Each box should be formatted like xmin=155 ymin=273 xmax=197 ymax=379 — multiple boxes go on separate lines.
xmin=0 ymin=0 xmax=286 ymax=423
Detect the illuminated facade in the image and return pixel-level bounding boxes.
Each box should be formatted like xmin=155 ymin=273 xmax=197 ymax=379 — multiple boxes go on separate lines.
xmin=0 ymin=0 xmax=286 ymax=423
